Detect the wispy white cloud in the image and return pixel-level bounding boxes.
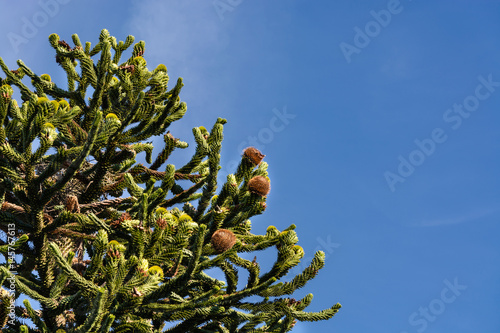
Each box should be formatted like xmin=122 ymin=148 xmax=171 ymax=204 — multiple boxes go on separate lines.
xmin=415 ymin=206 xmax=499 ymax=227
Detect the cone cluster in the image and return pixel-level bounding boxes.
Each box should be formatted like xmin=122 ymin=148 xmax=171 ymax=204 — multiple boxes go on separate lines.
xmin=243 ymin=147 xmax=265 ymax=166
xmin=248 ymin=175 xmax=271 ymax=197
xmin=211 ymin=229 xmax=237 ymax=253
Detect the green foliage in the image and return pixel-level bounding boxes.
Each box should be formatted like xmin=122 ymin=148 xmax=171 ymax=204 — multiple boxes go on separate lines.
xmin=0 ymin=29 xmax=340 ymax=332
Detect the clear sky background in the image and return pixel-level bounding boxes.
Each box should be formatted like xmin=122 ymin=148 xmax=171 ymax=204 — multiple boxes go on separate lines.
xmin=1 ymin=1 xmax=499 ymax=332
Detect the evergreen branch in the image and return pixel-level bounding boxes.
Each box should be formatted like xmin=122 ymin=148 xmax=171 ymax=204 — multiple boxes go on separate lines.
xmin=0 ymin=288 xmax=12 ymax=329
xmin=23 ymin=299 xmax=49 ymax=333
xmin=48 ymin=242 xmax=100 ymax=296
xmin=176 ymin=127 xmax=209 ymax=175
xmin=0 ymin=202 xmax=25 ymax=214
xmin=195 ymin=119 xmax=225 ymax=220
xmin=0 ymin=267 xmax=57 ymax=309
xmin=215 ymin=174 xmax=239 ymax=209
xmin=86 ymin=230 xmax=108 ymax=282
xmin=49 ymin=227 xmax=96 ymax=240
xmin=49 ymin=253 xmax=72 ymax=299
xmin=227 ymin=252 xmax=260 ymax=288
xmin=32 ymin=147 xmax=68 ymax=190
xmin=220 ymin=277 xmax=277 ymax=305
xmin=179 ymin=224 xmax=206 ymax=285
xmin=0 ymin=143 xmax=24 ymax=164
xmin=99 ymin=314 xmax=115 ymax=333
xmin=260 ymin=251 xmax=325 ymax=297
xmin=163 ymin=306 xmax=226 ymax=331
xmin=40 ymin=111 xmax=102 ymax=207
xmin=287 ymin=303 xmax=342 ymax=322
xmin=73 ymin=287 xmax=108 ymax=333
xmin=79 ymin=197 xmax=135 ymax=212
xmin=149 ymin=133 xmax=186 ymax=170
xmin=0 ymin=58 xmax=35 ymax=102
xmin=162 ymin=181 xmax=205 ymax=208
xmin=0 ymin=234 xmax=28 ymax=254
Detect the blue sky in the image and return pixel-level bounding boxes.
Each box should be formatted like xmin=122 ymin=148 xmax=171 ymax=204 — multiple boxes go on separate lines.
xmin=1 ymin=1 xmax=499 ymax=332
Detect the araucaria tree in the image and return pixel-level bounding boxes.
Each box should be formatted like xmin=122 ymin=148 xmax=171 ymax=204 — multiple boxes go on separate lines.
xmin=0 ymin=29 xmax=341 ymax=332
